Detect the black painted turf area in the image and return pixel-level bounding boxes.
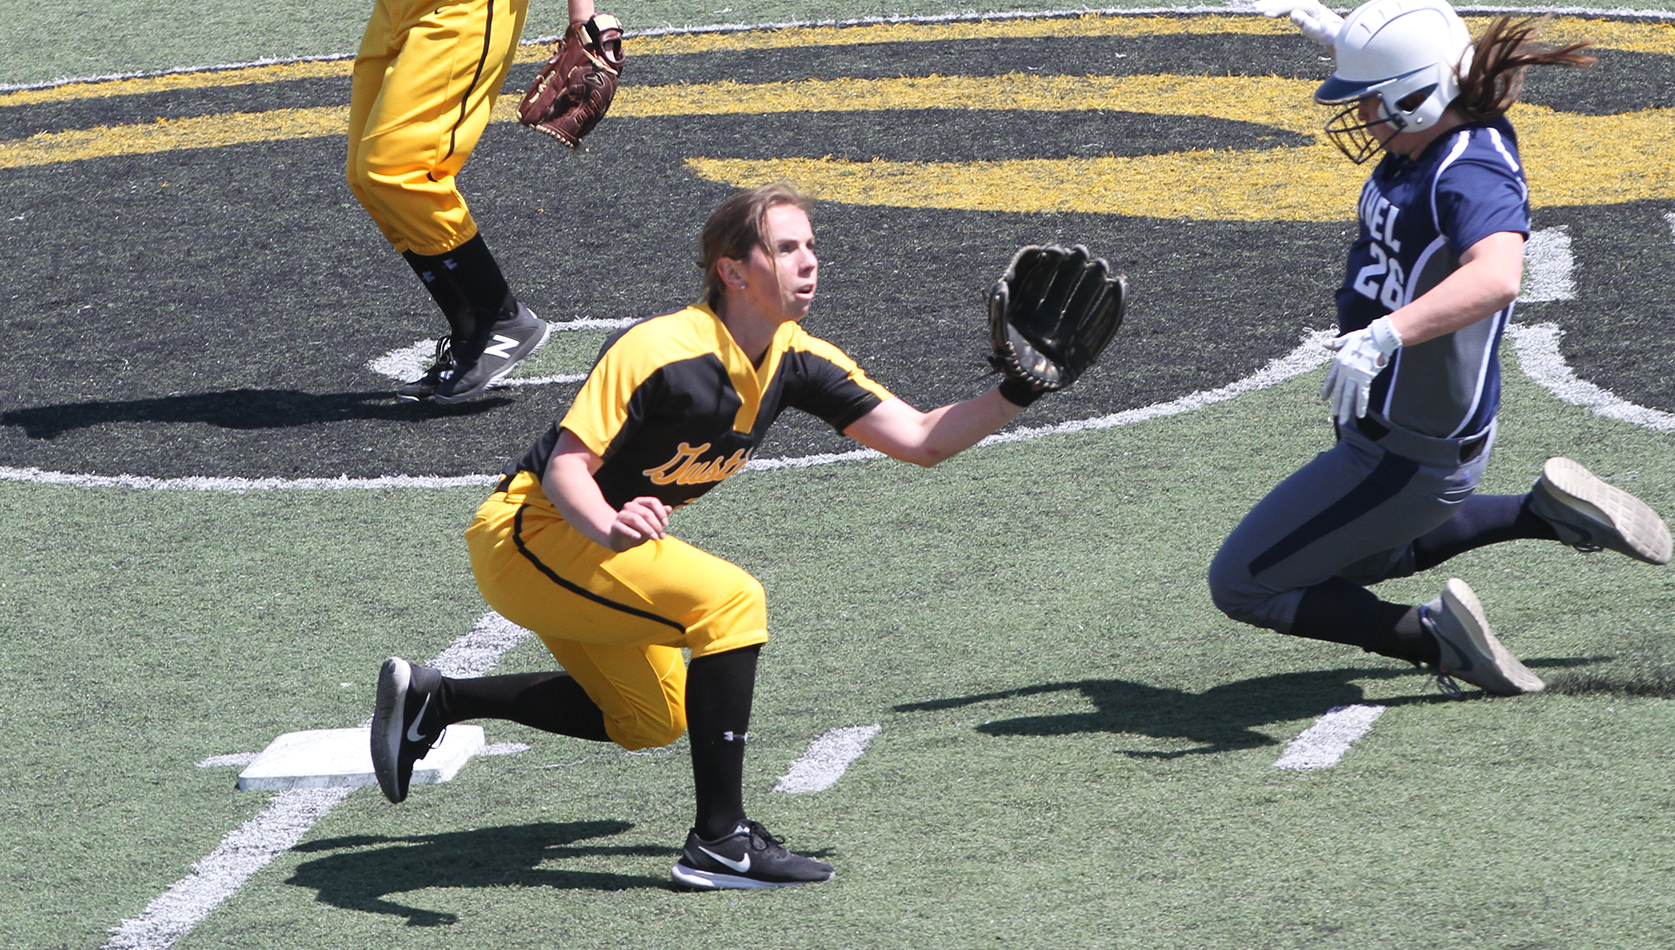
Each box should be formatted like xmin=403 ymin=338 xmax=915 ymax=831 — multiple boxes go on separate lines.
xmin=1 ymin=29 xmax=1670 ymax=479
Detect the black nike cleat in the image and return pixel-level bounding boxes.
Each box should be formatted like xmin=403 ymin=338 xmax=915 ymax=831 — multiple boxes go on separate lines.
xmin=371 ymin=657 xmax=445 ymax=803
xmin=671 ymin=820 xmax=834 ymax=890
xmin=434 ymin=303 xmax=550 ymax=403
xmin=1420 ymin=578 xmax=1544 ymax=697
xmin=395 ymin=337 xmax=456 ymax=402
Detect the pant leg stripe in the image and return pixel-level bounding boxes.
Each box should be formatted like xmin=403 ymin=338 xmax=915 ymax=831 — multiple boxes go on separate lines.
xmin=1247 ymin=452 xmax=1421 ymax=577
xmin=511 ymin=504 xmax=687 ymax=633
xmin=438 ymin=0 xmax=494 ymax=168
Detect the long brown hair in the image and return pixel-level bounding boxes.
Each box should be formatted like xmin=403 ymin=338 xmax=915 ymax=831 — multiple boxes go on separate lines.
xmin=697 ymin=182 xmax=815 ymax=310
xmin=1454 ymin=15 xmax=1596 ymax=121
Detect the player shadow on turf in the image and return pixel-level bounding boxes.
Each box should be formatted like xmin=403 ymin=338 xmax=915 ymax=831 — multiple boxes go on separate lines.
xmin=285 ymin=820 xmax=668 ymax=925
xmin=0 ymin=388 xmax=511 ymax=438
xmin=895 ymin=661 xmax=1605 ymax=759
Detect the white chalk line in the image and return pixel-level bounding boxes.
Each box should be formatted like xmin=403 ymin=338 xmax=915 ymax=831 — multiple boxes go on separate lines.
xmin=104 ymin=613 xmax=534 ymax=950
xmin=112 ymin=617 xmax=881 ymax=949
xmin=1274 ymin=705 xmax=1386 ymax=772
xmin=773 ymin=725 xmax=883 ymax=793
xmin=20 ymin=319 xmax=1675 ymax=495
xmin=11 ymin=328 xmax=1338 ymax=492
xmin=1508 ymin=323 xmax=1675 ymax=432
xmin=9 ymin=218 xmax=1672 ymax=492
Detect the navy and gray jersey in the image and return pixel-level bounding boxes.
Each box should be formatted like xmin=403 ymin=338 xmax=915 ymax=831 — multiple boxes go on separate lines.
xmin=507 ymin=304 xmax=894 ymax=511
xmin=1337 ymin=116 xmax=1530 ymax=440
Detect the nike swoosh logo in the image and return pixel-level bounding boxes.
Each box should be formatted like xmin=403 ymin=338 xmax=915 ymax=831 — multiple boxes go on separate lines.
xmin=406 ymin=692 xmax=435 ymax=743
xmin=698 ymin=846 xmax=750 ymax=873
xmin=1430 ymin=627 xmax=1474 ymax=671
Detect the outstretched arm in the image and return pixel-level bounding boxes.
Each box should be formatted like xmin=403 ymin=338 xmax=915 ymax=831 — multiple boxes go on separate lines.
xmin=542 ymin=428 xmax=672 ymax=551
xmin=569 ymin=0 xmax=596 ymax=23
xmin=842 ymin=388 xmax=1027 ymax=468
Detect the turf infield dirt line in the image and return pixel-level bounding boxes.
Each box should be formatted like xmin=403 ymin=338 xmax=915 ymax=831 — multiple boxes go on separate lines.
xmin=4 ymin=11 xmax=1667 ymax=101
xmin=1 ymin=224 xmax=1656 ymax=489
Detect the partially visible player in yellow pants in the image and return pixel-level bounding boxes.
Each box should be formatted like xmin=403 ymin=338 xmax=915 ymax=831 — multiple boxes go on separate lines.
xmin=345 ymin=0 xmax=599 ymax=402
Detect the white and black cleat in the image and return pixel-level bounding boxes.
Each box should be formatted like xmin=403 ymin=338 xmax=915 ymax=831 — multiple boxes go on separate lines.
xmin=370 ymin=656 xmax=445 ymax=803
xmin=434 ymin=304 xmax=550 ymax=403
xmin=395 ymin=336 xmax=457 ymax=402
xmin=671 ymin=819 xmax=834 ymax=890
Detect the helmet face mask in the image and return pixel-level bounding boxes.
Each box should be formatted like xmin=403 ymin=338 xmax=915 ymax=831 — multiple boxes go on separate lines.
xmin=1315 ymin=0 xmax=1473 ymax=162
xmin=1322 ymin=81 xmax=1444 ymax=164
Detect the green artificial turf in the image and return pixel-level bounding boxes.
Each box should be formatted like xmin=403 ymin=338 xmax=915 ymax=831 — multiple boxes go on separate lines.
xmin=4 ymin=348 xmax=1673 ymax=949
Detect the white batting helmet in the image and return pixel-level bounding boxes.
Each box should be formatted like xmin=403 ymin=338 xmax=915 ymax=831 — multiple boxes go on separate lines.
xmin=1314 ymin=0 xmax=1475 ymax=161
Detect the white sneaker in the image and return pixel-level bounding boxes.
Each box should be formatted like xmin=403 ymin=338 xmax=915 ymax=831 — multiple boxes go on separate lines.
xmin=1529 ymin=457 xmax=1671 ymax=565
xmin=1421 ymin=579 xmax=1544 ymax=697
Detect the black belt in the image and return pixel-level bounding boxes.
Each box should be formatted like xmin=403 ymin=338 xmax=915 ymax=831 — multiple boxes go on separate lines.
xmin=495 ymin=472 xmax=517 ymax=493
xmin=1352 ymin=416 xmax=1488 ymax=464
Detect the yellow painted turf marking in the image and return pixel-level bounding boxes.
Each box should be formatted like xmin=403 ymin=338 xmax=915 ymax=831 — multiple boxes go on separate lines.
xmin=1 ymin=14 xmax=1664 ymax=106
xmin=6 ymin=71 xmax=1667 ymax=220
xmin=0 ymin=106 xmax=350 ymax=167
xmin=0 ymin=60 xmax=355 ymax=107
xmin=612 ymin=74 xmax=1321 ymax=136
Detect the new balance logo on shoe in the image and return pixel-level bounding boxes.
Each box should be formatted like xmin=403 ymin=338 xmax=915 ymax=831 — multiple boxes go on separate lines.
xmin=482 ymin=333 xmax=520 ymax=360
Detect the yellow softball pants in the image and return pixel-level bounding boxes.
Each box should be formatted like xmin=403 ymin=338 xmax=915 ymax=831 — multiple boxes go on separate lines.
xmin=346 ymin=0 xmax=529 ymax=256
xmin=465 ymin=471 xmax=771 ymax=751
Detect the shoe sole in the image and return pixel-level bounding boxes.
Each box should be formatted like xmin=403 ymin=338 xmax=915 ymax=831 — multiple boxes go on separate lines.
xmin=1438 ymin=579 xmax=1544 ymax=696
xmin=669 ymin=863 xmax=832 ymax=890
xmin=370 ymin=657 xmax=412 ymax=803
xmin=433 ymin=317 xmax=552 ymax=404
xmin=1541 ymin=457 xmax=1671 ymax=565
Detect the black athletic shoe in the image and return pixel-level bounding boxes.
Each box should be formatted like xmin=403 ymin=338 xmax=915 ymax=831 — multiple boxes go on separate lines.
xmin=671 ymin=820 xmax=834 ymax=890
xmin=395 ymin=337 xmax=456 ymax=402
xmin=434 ymin=304 xmax=550 ymax=403
xmin=371 ymin=657 xmax=445 ymax=803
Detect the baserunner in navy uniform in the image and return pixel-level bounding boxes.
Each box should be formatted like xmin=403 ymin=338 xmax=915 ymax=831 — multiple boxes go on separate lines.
xmin=1213 ymin=0 xmax=1669 ymax=695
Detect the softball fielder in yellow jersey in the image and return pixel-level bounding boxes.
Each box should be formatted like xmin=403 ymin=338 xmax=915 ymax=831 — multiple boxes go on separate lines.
xmin=348 ymin=0 xmax=608 ymax=402
xmin=372 ymin=183 xmax=1042 ymax=889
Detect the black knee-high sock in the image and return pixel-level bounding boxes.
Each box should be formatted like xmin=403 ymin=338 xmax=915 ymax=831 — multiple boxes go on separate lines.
xmin=685 ymin=645 xmax=760 ymax=841
xmin=401 ymin=233 xmax=515 ymax=344
xmin=438 ymin=670 xmax=609 ymax=742
xmin=1411 ymin=494 xmax=1558 ymax=572
xmin=1291 ymin=577 xmax=1438 ymax=665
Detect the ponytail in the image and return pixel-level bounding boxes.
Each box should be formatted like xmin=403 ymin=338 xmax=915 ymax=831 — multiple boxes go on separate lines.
xmin=1454 ymin=16 xmax=1596 ymax=120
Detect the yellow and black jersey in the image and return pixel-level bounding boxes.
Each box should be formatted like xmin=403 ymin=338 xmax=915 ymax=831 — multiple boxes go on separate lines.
xmin=506 ymin=304 xmax=894 ymax=509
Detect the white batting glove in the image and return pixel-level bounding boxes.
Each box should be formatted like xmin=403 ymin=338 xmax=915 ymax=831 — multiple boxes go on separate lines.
xmin=1252 ymin=0 xmax=1344 ymax=48
xmin=1322 ymin=316 xmax=1403 ymax=427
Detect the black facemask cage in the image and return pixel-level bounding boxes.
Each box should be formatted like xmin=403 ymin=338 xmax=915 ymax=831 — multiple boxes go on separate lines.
xmin=1323 ymin=101 xmax=1404 ymax=164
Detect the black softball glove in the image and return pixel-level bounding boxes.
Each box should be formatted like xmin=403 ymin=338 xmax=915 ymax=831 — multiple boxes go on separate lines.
xmin=987 ymin=244 xmax=1127 ymax=406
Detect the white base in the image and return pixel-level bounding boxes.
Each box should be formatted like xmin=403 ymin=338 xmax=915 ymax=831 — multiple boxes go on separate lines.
xmin=236 ymin=725 xmax=485 ymax=792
